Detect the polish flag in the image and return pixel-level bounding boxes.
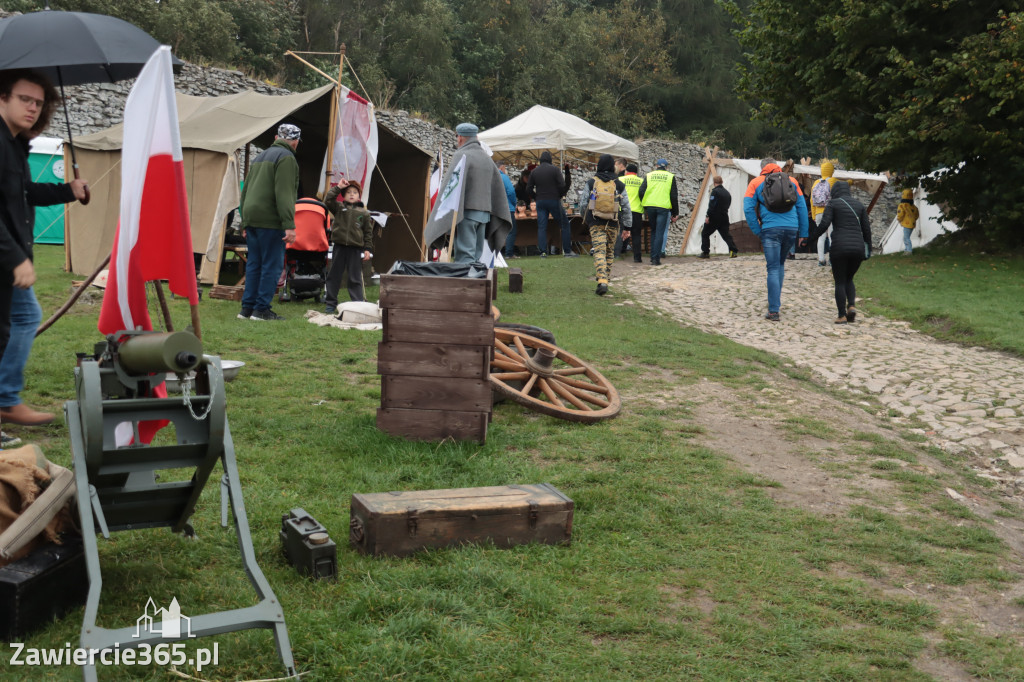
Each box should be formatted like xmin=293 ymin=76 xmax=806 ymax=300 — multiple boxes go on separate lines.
xmin=325 ymin=85 xmax=379 ymax=198
xmin=98 ymin=46 xmax=198 ymax=443
xmin=428 ymin=148 xmax=443 ymax=210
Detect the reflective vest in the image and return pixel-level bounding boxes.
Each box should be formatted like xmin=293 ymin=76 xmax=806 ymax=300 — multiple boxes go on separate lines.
xmin=643 ymin=170 xmax=674 ymax=209
xmin=621 ymin=173 xmax=643 ymax=212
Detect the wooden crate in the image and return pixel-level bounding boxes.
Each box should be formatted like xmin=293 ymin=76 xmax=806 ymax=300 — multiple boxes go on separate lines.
xmin=377 ymin=273 xmax=494 ymax=443
xmin=209 ymin=284 xmax=243 ymax=301
xmin=349 ymin=483 xmax=573 ymax=557
xmin=376 ymin=407 xmax=488 ymax=443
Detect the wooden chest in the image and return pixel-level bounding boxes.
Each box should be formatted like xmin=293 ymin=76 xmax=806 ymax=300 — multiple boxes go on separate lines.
xmin=350 ymin=484 xmax=573 ymax=557
xmin=376 ymin=273 xmax=494 ymax=443
xmin=0 ymin=536 xmax=88 ymax=640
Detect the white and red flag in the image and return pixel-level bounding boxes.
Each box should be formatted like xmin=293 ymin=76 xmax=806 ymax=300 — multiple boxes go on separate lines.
xmin=325 ymin=85 xmax=379 ymax=198
xmin=428 ymin=147 xmax=443 ymax=210
xmin=98 ymin=45 xmax=198 ymax=443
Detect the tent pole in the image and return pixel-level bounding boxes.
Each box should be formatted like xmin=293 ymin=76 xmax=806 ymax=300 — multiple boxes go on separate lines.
xmin=680 ymin=147 xmax=717 ymax=255
xmin=153 ymin=281 xmax=174 ymax=331
xmin=324 ymin=44 xmax=345 ymax=194
xmin=866 ymin=181 xmax=886 ymax=215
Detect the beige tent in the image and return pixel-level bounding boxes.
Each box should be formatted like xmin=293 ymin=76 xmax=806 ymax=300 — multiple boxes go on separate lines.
xmin=478 ymin=105 xmax=638 ymax=165
xmin=67 ymin=85 xmax=431 ymax=281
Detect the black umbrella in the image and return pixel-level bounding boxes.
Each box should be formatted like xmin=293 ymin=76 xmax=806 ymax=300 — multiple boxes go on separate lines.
xmin=0 ymin=10 xmax=183 ymax=203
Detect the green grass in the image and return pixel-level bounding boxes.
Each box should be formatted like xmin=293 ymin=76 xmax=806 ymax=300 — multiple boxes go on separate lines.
xmin=857 ymin=242 xmax=1024 ymax=356
xmin=12 ymin=246 xmax=1024 ymax=680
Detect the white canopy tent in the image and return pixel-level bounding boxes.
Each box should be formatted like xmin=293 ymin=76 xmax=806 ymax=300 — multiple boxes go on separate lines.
xmin=478 ymin=105 xmax=638 ymax=165
xmin=880 ymin=183 xmax=958 ymax=254
xmin=681 ymin=156 xmax=889 ymax=255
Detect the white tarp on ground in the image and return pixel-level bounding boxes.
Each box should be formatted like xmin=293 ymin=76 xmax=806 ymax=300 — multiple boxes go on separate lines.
xmin=880 ymin=184 xmax=958 ymax=254
xmin=478 ymin=105 xmax=638 ymax=165
xmin=683 ymin=158 xmax=889 ymax=255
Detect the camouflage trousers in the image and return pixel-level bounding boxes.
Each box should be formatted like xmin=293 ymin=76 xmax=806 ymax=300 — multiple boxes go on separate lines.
xmin=589 ymin=221 xmax=618 ymax=285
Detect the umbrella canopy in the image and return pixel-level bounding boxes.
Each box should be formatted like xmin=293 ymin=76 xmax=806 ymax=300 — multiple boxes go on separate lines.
xmin=478 ymin=105 xmax=638 ymax=165
xmin=0 ymin=10 xmax=181 ymax=85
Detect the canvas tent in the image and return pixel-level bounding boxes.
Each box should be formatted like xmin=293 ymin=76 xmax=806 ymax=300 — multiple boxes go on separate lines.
xmin=29 ymin=136 xmax=66 ymax=245
xmin=478 ymin=105 xmax=638 ymax=165
xmin=67 ymin=85 xmax=431 ymax=282
xmin=879 ymin=183 xmax=958 ymax=254
xmin=681 ymin=156 xmax=889 ymax=255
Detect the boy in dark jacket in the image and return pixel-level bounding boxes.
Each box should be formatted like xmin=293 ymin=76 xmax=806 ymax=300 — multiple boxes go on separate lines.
xmin=323 ymin=181 xmax=373 ymax=312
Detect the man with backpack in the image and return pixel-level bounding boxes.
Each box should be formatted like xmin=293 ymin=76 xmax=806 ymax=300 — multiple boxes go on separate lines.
xmin=742 ymin=158 xmax=808 ymax=322
xmin=581 ymin=154 xmax=631 ymax=295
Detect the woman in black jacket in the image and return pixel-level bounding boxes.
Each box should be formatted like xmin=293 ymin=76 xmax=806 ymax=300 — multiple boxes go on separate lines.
xmin=811 ymin=181 xmax=871 ymax=324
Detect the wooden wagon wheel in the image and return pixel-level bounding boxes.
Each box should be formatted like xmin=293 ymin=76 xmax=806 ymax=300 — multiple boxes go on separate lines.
xmin=490 ymin=329 xmax=620 ymax=423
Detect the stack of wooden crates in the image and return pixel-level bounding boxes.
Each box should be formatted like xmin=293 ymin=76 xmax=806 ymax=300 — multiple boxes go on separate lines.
xmin=376 ymin=273 xmax=494 ymax=443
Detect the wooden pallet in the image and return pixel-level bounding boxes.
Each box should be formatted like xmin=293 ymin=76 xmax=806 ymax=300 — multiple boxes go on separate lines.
xmin=209 ymin=284 xmax=244 ymax=301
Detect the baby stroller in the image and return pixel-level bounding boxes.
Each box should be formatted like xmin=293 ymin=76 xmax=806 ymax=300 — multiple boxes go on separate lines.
xmin=279 ymin=198 xmax=331 ymax=303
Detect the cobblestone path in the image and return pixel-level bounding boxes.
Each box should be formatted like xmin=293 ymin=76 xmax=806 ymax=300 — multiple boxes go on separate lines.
xmin=621 ymin=255 xmax=1024 ymax=469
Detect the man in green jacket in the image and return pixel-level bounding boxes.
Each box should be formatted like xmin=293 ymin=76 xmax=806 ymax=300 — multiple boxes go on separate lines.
xmin=237 ymin=123 xmax=300 ymax=321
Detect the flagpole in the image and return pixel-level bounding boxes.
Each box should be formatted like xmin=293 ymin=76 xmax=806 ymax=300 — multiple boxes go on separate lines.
xmin=324 ymin=44 xmax=346 ymax=195
xmin=153 ymin=281 xmax=174 ymax=331
xmin=444 ymin=212 xmax=458 ymax=263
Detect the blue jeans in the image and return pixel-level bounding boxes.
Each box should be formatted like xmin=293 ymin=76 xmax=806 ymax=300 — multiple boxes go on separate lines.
xmin=535 ymin=199 xmax=571 ymax=254
xmin=760 ymin=228 xmax=797 ymax=314
xmin=454 ymin=217 xmax=486 ymax=263
xmin=647 ymin=207 xmax=671 ymax=261
xmin=903 ymin=227 xmax=913 ymax=253
xmin=0 ymin=286 xmax=41 ymax=407
xmin=504 ymin=214 xmax=517 ymax=258
xmin=241 ymin=227 xmax=287 ymax=312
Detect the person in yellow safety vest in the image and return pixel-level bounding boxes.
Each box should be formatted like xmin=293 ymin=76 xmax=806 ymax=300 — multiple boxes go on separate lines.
xmin=614 ymin=158 xmax=645 ymax=261
xmin=810 ymin=160 xmax=839 ymax=266
xmin=896 ymin=188 xmax=919 ymax=255
xmin=638 ymin=159 xmax=679 ymax=266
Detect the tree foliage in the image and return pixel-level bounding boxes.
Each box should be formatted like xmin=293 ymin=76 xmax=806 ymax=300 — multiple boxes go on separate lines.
xmin=726 ymin=0 xmax=1024 ymax=243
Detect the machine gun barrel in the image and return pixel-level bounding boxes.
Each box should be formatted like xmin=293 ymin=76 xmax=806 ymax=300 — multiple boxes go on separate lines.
xmin=116 ymin=331 xmax=203 ymax=375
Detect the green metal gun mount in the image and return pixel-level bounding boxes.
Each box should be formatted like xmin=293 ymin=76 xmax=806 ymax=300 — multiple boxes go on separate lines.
xmin=66 ymin=329 xmax=296 ymax=681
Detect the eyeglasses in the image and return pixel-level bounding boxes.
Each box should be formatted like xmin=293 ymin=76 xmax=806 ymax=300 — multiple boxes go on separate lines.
xmin=14 ymin=93 xmax=45 ymax=109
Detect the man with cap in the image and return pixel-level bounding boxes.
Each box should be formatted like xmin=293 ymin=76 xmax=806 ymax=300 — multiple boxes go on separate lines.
xmin=638 ymin=159 xmax=679 ymax=265
xmin=237 ymin=123 xmax=301 ymax=321
xmin=438 ymin=123 xmax=511 ymax=263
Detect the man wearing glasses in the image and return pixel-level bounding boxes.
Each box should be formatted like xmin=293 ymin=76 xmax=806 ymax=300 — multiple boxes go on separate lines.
xmin=0 ymin=70 xmax=89 ymax=441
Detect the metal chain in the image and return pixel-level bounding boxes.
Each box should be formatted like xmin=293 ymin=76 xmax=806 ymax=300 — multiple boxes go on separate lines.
xmin=181 ymin=368 xmax=217 ymax=420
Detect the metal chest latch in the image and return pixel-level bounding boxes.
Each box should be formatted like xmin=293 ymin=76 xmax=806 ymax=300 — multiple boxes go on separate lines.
xmin=528 ymin=501 xmax=539 ymax=529
xmin=406 ymin=508 xmax=419 ymax=537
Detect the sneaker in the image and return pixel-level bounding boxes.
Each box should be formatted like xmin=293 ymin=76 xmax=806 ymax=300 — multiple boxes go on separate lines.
xmin=324 ymin=305 xmax=337 ymax=314
xmin=1 ymin=432 xmax=22 ymax=448
xmin=787 ymin=253 xmax=795 ymax=260
xmin=729 ymin=251 xmax=738 ymax=258
xmin=834 ymin=316 xmax=848 ymax=325
xmin=596 ymin=283 xmax=608 ymax=296
xmin=698 ymin=253 xmax=710 ymax=259
xmin=251 ymin=309 xmax=285 ymax=321
xmin=564 ymin=252 xmax=580 ymax=258
xmin=540 ymin=253 xmax=547 ymax=259
xmin=764 ymin=312 xmax=780 ymax=322
xmin=846 ymin=306 xmax=857 ymax=323
xmin=237 ymin=307 xmax=253 ymax=320
xmin=818 ymin=260 xmax=827 ymax=267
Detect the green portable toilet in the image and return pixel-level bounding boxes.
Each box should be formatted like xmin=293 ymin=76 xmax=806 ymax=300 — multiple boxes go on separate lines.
xmin=28 ymin=136 xmax=66 ymax=245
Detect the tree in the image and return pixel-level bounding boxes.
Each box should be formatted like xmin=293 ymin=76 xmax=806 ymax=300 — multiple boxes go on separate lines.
xmin=725 ymin=0 xmax=1024 ymax=244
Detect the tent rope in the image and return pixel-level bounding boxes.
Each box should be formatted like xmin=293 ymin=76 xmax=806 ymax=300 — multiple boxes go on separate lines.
xmin=35 ymin=158 xmax=122 ymax=241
